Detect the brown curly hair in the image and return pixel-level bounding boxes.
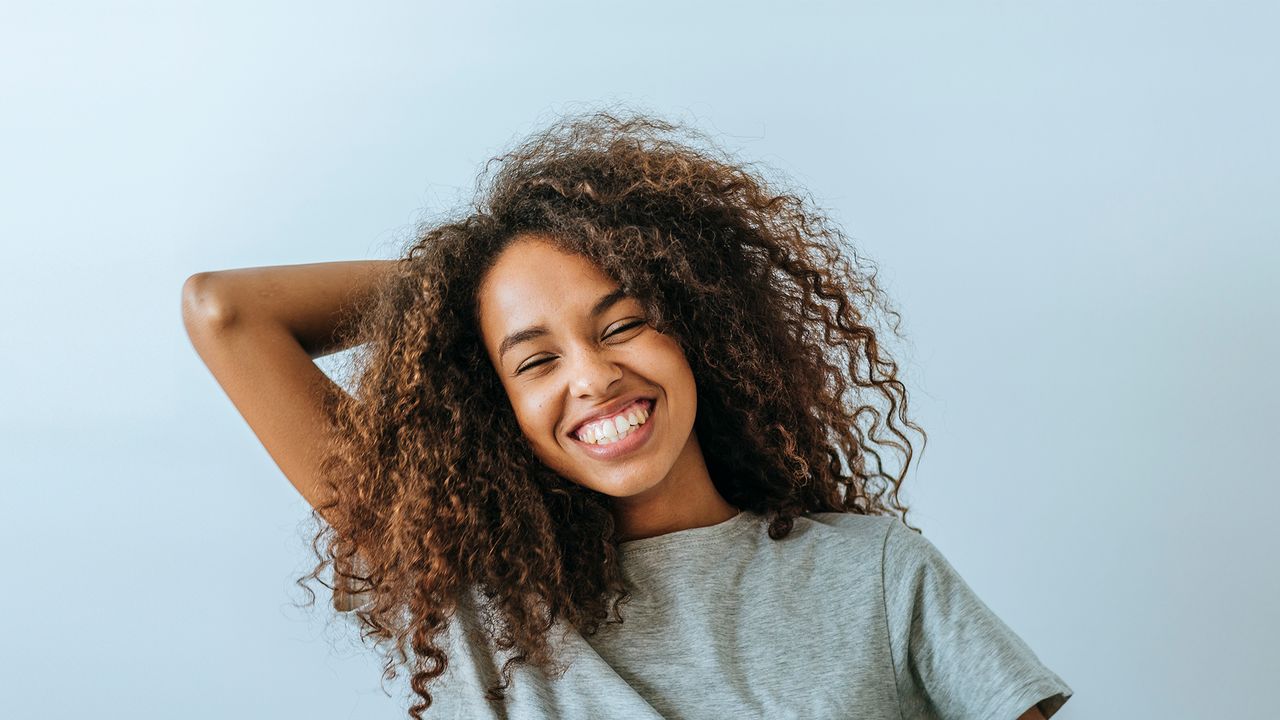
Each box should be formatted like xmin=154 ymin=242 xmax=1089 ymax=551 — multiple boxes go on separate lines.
xmin=294 ymin=107 xmax=926 ymax=717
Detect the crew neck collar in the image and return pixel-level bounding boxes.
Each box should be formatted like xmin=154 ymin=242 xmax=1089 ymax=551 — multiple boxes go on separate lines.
xmin=617 ymin=509 xmax=759 ymax=557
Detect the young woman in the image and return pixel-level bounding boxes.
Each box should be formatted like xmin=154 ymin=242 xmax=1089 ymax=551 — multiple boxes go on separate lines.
xmin=182 ymin=111 xmax=1073 ymax=719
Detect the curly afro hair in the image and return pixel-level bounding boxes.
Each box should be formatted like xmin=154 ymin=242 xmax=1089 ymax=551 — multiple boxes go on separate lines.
xmin=295 ymin=107 xmax=926 ymax=718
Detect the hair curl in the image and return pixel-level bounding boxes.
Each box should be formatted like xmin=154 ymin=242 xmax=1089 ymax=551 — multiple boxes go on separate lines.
xmin=294 ymin=107 xmax=926 ymax=718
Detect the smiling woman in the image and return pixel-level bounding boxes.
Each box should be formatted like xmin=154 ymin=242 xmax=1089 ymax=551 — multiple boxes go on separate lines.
xmin=475 ymin=237 xmax=735 ymax=543
xmin=182 ymin=109 xmax=1073 ymax=719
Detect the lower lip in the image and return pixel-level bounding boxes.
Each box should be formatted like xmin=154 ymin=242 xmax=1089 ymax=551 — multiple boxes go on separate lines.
xmin=570 ymin=399 xmax=657 ymax=460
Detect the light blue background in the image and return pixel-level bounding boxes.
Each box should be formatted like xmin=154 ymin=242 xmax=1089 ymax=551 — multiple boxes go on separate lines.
xmin=2 ymin=1 xmax=1276 ymax=717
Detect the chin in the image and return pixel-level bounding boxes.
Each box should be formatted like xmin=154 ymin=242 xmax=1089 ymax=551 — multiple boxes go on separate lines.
xmin=576 ymin=470 xmax=664 ymax=499
xmin=545 ymin=455 xmax=663 ymax=496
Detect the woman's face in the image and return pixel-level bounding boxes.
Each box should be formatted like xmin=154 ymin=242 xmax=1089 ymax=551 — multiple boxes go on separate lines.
xmin=476 ymin=235 xmax=701 ymax=500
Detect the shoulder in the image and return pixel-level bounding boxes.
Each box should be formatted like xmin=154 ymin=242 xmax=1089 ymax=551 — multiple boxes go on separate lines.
xmin=791 ymin=512 xmax=946 ymax=578
xmin=796 ymin=511 xmax=900 ymax=546
xmin=780 ymin=512 xmax=904 ymax=566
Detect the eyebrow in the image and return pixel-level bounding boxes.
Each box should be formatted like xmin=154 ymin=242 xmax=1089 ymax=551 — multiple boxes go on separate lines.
xmin=497 ymin=287 xmax=630 ymax=361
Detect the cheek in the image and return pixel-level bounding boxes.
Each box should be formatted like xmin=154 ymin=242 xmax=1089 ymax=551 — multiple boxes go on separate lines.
xmin=513 ymin=395 xmax=560 ymax=446
xmin=644 ymin=336 xmax=696 ymax=390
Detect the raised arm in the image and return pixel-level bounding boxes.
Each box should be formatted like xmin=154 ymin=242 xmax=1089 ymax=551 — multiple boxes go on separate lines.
xmin=180 ymin=260 xmax=395 ymax=524
xmin=182 ymin=260 xmax=397 ymax=611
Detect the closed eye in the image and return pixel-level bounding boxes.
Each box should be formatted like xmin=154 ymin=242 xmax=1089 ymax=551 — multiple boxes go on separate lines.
xmin=608 ymin=319 xmax=646 ymax=337
xmin=514 ymin=320 xmax=647 ymax=375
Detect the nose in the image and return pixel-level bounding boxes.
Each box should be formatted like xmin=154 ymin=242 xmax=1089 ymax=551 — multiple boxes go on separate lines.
xmin=568 ymin=346 xmax=623 ymax=398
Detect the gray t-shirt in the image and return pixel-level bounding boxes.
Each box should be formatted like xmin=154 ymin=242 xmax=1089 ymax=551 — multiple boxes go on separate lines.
xmin=422 ymin=510 xmax=1073 ymax=719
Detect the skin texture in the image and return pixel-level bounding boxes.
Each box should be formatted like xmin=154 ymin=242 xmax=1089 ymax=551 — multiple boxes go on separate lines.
xmin=476 ymin=236 xmax=739 ymax=542
xmin=294 ymin=111 xmax=926 ymax=717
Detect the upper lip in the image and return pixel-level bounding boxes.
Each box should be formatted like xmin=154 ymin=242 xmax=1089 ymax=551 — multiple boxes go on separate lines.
xmin=566 ymin=393 xmax=655 ymax=438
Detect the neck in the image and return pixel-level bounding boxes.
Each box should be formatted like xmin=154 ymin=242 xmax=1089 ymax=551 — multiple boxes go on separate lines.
xmin=609 ymin=432 xmax=739 ymax=542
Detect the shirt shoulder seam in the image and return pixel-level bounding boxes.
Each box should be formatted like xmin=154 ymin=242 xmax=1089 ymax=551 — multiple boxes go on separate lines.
xmin=879 ymin=516 xmax=907 ymax=720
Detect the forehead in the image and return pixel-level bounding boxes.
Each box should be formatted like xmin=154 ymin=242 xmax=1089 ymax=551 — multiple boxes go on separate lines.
xmin=476 ymin=237 xmax=619 ymax=340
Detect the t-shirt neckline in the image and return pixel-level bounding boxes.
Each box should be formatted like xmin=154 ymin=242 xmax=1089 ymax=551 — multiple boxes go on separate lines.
xmin=617 ymin=509 xmax=758 ymax=558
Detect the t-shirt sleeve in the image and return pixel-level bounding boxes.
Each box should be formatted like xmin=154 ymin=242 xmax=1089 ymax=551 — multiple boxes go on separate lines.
xmin=880 ymin=518 xmax=1074 ymax=719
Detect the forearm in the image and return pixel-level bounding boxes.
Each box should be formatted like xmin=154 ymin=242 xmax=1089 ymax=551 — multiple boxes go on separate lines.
xmin=183 ymin=260 xmax=397 ymax=358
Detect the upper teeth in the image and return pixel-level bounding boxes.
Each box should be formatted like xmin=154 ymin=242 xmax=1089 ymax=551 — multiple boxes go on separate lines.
xmin=575 ymin=401 xmax=650 ymax=444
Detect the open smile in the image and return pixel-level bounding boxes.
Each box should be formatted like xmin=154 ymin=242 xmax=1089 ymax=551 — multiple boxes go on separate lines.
xmin=568 ymin=398 xmax=658 ymax=461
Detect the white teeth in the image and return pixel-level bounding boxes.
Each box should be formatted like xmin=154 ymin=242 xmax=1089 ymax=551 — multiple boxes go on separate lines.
xmin=574 ymin=400 xmax=651 ymax=444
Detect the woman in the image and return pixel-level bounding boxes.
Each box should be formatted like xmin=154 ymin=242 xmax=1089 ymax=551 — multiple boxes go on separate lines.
xmin=182 ymin=111 xmax=1073 ymax=719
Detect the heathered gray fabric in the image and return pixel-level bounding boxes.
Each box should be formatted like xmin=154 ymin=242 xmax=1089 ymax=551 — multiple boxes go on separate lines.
xmin=420 ymin=510 xmax=1073 ymax=719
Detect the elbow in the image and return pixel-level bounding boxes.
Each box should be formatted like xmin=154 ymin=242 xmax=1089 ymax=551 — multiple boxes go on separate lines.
xmin=181 ymin=272 xmax=239 ymax=334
